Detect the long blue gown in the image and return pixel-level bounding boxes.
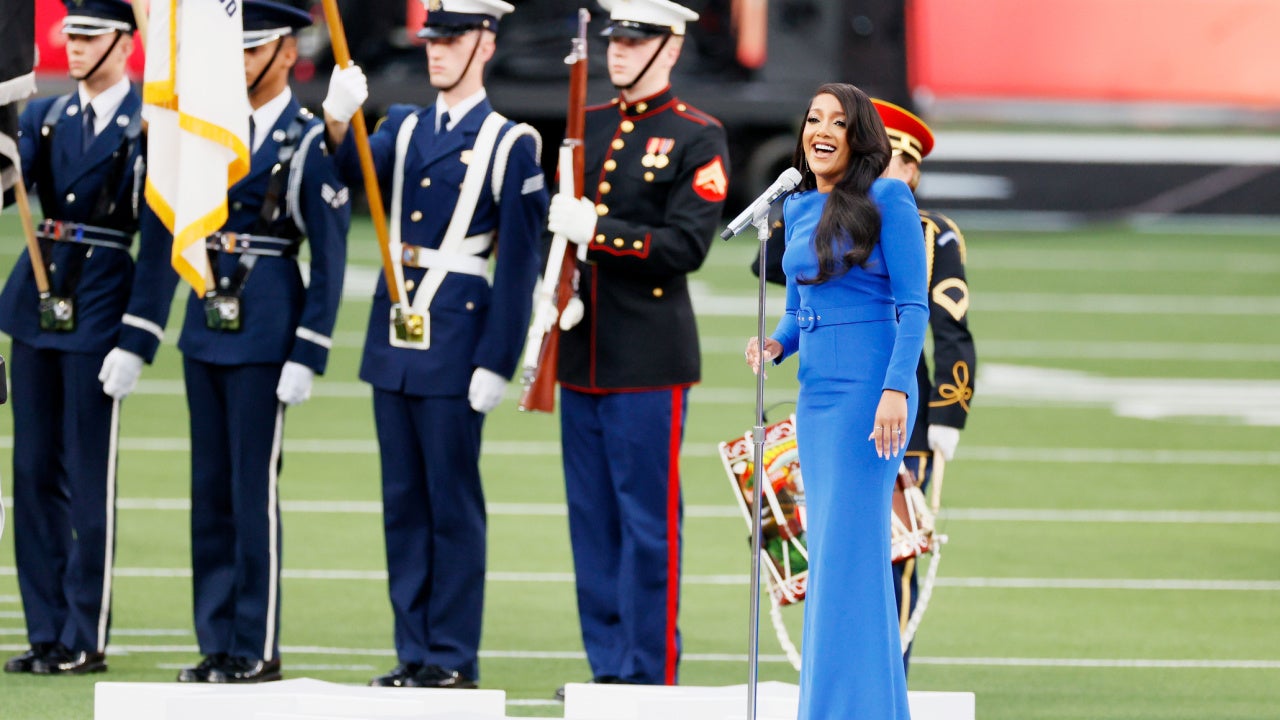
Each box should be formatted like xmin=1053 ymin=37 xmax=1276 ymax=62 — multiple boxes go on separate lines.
xmin=770 ymin=179 xmax=928 ymax=719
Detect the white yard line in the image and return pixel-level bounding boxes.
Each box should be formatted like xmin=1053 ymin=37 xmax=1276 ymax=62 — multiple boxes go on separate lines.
xmin=0 ymin=642 xmax=1272 ymax=670
xmin=2 ymin=437 xmax=1277 ymax=465
xmin=1 ymin=567 xmax=1275 ymax=591
xmin=11 ymin=498 xmax=1278 ymax=524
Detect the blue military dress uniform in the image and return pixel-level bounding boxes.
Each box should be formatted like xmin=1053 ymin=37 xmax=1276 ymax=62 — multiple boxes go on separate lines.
xmin=335 ymin=97 xmax=546 ymax=682
xmin=171 ymin=93 xmax=349 ymax=669
xmin=557 ymin=86 xmax=729 ymax=685
xmin=0 ymin=82 xmax=172 ymax=663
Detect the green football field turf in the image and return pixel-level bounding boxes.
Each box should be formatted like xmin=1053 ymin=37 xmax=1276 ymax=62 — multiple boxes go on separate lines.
xmin=1 ymin=213 xmax=1277 ymax=719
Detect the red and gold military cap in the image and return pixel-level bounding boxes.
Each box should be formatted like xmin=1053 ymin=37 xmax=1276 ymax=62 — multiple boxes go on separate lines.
xmin=872 ymin=98 xmax=934 ymax=163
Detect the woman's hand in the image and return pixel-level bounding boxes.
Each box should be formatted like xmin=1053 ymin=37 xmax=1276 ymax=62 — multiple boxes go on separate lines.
xmin=868 ymin=389 xmax=909 ymax=459
xmin=745 ymin=337 xmax=782 ymax=377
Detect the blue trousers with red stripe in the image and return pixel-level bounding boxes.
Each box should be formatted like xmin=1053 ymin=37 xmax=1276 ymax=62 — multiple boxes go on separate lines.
xmin=8 ymin=339 xmax=119 ymax=654
xmin=560 ymin=386 xmax=688 ymax=685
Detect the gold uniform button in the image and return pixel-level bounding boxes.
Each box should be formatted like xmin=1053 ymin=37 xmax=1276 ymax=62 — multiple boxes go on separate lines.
xmin=604 ymin=159 xmax=617 ymax=172
xmin=620 ymin=120 xmax=635 ymax=133
xmin=465 ymin=301 xmax=475 ymax=311
xmin=595 ymin=233 xmax=606 ymax=243
xmin=652 ymin=287 xmax=664 ymax=298
xmin=410 ymin=210 xmax=423 ymax=222
xmin=644 ymin=172 xmax=655 ymax=182
xmin=677 ymin=103 xmax=687 ymax=111
xmin=635 ymin=102 xmax=648 ymax=113
xmin=598 ymin=181 xmax=612 ymax=195
xmin=613 ymin=238 xmax=625 ymax=248
xmin=420 ymin=177 xmax=431 ymax=188
xmin=633 ymin=240 xmax=643 ymax=250
xmin=405 ymin=279 xmax=416 ymax=292
xmin=596 ymin=203 xmax=609 ymax=216
xmin=66 ymin=193 xmax=76 ymax=203
xmin=611 ymin=138 xmax=625 ymax=151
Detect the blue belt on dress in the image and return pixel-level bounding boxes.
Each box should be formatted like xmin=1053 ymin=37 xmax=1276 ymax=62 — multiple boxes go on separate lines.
xmin=37 ymin=219 xmax=133 ymax=251
xmin=792 ymin=303 xmax=896 ymax=331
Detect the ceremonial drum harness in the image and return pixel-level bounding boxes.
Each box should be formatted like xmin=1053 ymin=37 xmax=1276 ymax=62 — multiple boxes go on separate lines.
xmin=720 ymin=415 xmax=948 ymax=669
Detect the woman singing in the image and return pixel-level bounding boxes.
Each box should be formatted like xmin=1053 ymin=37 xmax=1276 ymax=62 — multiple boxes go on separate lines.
xmin=745 ymin=83 xmax=928 ymax=719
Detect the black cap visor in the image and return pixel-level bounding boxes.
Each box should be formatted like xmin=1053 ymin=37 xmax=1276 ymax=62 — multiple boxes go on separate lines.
xmin=602 ymin=19 xmax=673 ymax=39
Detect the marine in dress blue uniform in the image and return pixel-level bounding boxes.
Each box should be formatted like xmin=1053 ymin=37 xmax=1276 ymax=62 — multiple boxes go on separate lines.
xmin=546 ymin=0 xmax=730 ymax=689
xmin=0 ymin=0 xmax=172 ymax=677
xmin=324 ymin=0 xmax=547 ymax=689
xmin=168 ymin=0 xmax=351 ymax=684
xmin=874 ymin=98 xmax=977 ymax=674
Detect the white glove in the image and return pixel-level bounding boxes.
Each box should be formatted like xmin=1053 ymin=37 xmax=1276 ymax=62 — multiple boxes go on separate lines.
xmin=98 ymin=348 xmax=144 ymax=400
xmin=276 ymin=361 xmax=315 ymax=407
xmin=322 ymin=64 xmax=368 ymax=124
xmin=547 ymin=193 xmax=597 ymax=246
xmin=927 ymin=424 xmax=961 ymax=461
xmin=468 ymin=367 xmax=507 ymax=414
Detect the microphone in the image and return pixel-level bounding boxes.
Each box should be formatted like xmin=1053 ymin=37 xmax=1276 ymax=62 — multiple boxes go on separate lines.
xmin=720 ymin=167 xmax=803 ymax=240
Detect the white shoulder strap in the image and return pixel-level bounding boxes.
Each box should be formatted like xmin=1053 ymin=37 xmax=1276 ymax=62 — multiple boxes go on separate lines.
xmin=387 ymin=111 xmax=421 ymax=311
xmin=287 ymin=123 xmax=326 ymax=238
xmin=410 ymin=111 xmax=507 ymax=315
xmin=490 ymin=123 xmax=543 ymax=202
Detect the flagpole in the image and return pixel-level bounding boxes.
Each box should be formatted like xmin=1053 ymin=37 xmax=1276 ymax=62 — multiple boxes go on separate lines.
xmin=12 ymin=175 xmax=50 ymax=295
xmin=317 ymin=0 xmax=399 ymax=307
xmin=132 ymin=0 xmax=149 ymax=48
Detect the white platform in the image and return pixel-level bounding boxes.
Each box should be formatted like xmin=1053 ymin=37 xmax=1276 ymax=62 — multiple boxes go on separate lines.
xmin=95 ymin=678 xmax=975 ymax=719
xmin=94 ymin=678 xmax=508 ymax=720
xmin=563 ymin=681 xmax=975 ymax=720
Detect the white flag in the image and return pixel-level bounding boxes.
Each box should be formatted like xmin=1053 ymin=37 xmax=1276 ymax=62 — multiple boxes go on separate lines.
xmin=143 ymin=0 xmax=250 ymax=293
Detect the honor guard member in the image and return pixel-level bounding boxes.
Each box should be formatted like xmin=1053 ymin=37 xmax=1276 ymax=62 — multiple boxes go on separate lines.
xmin=170 ymin=0 xmax=350 ymax=684
xmin=874 ymin=98 xmax=976 ymax=673
xmin=321 ymin=0 xmax=548 ymax=690
xmin=0 ymin=0 xmax=173 ymax=676
xmin=545 ymin=0 xmax=730 ymax=692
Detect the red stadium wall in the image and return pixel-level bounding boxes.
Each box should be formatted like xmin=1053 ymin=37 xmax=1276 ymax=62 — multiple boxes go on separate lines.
xmin=908 ymin=0 xmax=1280 ymax=108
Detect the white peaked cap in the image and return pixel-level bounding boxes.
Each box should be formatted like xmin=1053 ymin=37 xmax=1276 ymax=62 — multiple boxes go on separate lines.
xmin=599 ymin=0 xmax=699 ymax=36
xmin=423 ymin=0 xmax=515 ymax=17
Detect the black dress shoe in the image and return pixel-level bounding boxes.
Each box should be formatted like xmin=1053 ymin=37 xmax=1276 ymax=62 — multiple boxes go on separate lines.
xmin=208 ymin=656 xmax=282 ymax=684
xmin=368 ymin=663 xmax=424 ymax=688
xmin=177 ymin=653 xmax=229 ymax=683
xmin=414 ymin=664 xmax=477 ymax=689
xmin=4 ymin=643 xmax=57 ymax=674
xmin=31 ymin=645 xmax=108 ymax=675
xmin=554 ymin=676 xmax=625 ymax=701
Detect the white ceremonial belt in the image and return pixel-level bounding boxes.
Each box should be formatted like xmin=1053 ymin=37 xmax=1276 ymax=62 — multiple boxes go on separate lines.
xmin=400 ymin=233 xmax=493 ymax=276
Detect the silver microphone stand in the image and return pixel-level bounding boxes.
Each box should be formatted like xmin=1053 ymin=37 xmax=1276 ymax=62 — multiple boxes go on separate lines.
xmin=746 ymin=201 xmax=774 ymax=720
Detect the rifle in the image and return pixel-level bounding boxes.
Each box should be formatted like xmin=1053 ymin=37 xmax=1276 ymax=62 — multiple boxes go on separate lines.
xmin=518 ymin=8 xmax=589 ymax=413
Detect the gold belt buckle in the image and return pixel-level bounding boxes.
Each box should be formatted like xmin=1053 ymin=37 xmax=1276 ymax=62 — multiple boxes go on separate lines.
xmin=390 ymin=306 xmax=429 ymax=348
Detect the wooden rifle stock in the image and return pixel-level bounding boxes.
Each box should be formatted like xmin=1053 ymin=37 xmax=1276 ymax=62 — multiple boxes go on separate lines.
xmin=518 ymin=9 xmax=590 ymax=413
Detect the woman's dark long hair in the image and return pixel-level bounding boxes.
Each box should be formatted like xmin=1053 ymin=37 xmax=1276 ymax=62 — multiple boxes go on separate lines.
xmin=791 ymin=83 xmax=891 ymax=285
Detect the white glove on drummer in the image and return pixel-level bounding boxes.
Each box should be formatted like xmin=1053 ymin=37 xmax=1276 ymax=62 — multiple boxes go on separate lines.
xmin=322 ymin=64 xmax=368 ymax=124
xmin=468 ymin=367 xmax=507 ymax=414
xmin=927 ymin=424 xmax=960 ymax=461
xmin=276 ymin=361 xmax=315 ymax=406
xmin=548 ymin=193 xmax=597 ymax=246
xmin=98 ymin=348 xmax=144 ymax=400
